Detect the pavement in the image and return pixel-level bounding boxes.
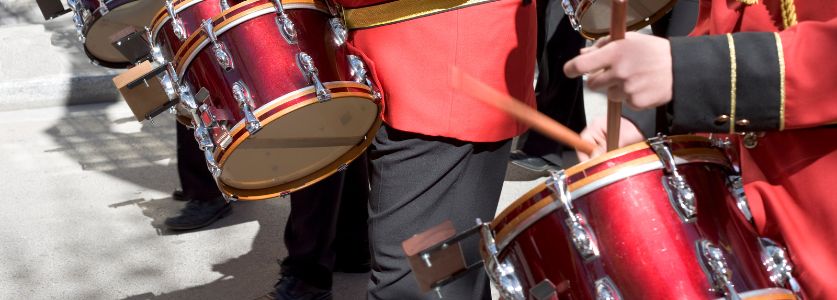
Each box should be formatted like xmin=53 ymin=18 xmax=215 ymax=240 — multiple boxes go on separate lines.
xmin=0 ymin=2 xmax=609 ymax=299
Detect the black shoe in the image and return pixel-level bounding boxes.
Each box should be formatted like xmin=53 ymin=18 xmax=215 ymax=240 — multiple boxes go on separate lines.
xmin=267 ymin=276 xmax=333 ymax=300
xmin=172 ymin=189 xmax=188 ymax=201
xmin=164 ymin=197 xmax=231 ymax=230
xmin=509 ymin=150 xmax=559 ymax=173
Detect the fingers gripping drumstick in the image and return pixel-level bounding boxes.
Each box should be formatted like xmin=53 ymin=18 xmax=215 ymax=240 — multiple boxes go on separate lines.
xmin=450 ymin=67 xmax=597 ymax=156
xmin=606 ymin=0 xmax=628 ymax=151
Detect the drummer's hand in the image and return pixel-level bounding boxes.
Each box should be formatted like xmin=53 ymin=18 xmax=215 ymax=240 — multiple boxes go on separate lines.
xmin=564 ymin=32 xmax=673 ymax=110
xmin=577 ymin=116 xmax=645 ymax=161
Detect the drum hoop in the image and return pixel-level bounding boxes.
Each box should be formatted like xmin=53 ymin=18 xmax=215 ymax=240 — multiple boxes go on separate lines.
xmin=727 ymin=288 xmax=796 ymax=300
xmin=173 ymin=1 xmax=328 ymax=79
xmin=492 ymin=149 xmax=731 ymax=252
xmin=213 ymin=81 xmax=378 ymax=200
xmin=150 ymin=0 xmax=203 ymax=41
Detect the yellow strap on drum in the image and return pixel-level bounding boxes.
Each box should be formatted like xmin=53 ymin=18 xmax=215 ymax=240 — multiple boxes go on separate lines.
xmin=343 ymin=0 xmax=497 ymax=29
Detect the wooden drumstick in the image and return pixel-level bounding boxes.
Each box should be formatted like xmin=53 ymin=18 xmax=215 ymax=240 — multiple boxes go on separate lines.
xmin=606 ymin=0 xmax=628 ymax=151
xmin=451 ymin=67 xmax=597 ymax=156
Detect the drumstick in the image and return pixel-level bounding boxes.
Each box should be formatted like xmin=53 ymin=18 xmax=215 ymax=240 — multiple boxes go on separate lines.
xmin=450 ymin=67 xmax=597 ymax=156
xmin=606 ymin=0 xmax=628 ymax=151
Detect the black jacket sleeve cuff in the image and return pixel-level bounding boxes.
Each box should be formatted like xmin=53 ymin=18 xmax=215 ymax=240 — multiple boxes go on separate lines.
xmin=668 ymin=32 xmax=783 ymax=134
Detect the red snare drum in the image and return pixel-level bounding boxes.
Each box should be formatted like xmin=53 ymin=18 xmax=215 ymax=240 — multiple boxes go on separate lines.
xmin=66 ymin=0 xmax=165 ymax=68
xmin=482 ymin=135 xmax=801 ymax=299
xmin=561 ymin=0 xmax=675 ymax=39
xmin=171 ymin=0 xmax=380 ymax=200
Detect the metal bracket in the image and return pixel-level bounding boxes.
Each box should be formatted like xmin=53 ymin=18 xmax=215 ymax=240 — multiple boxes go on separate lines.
xmin=547 ymin=170 xmax=600 ymax=260
xmin=297 ymin=52 xmax=331 ymax=102
xmin=347 ymin=55 xmax=381 ymax=100
xmin=649 ymin=136 xmax=697 ymax=222
xmin=232 ymin=81 xmax=262 ymax=134
xmin=726 ymin=175 xmax=753 ymax=223
xmin=272 ymin=0 xmax=298 ymax=44
xmin=220 ymin=0 xmax=230 ymax=10
xmin=329 ymin=18 xmax=347 ymax=46
xmin=202 ymin=19 xmax=234 ymax=71
xmin=697 ymin=240 xmax=741 ymax=300
xmin=166 ymin=0 xmax=188 ymax=41
xmin=560 ymin=0 xmax=580 ymax=31
xmin=595 ymin=277 xmax=623 ymax=300
xmin=67 ymin=0 xmax=86 ymax=42
xmin=97 ymin=0 xmax=109 ymax=15
xmin=478 ymin=221 xmax=524 ymax=300
xmin=199 ymin=104 xmax=233 ymax=149
xmin=759 ymin=238 xmax=802 ymax=295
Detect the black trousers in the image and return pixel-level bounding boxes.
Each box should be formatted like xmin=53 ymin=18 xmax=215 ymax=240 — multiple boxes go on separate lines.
xmin=366 ymin=125 xmax=512 ymax=300
xmin=281 ymin=153 xmax=370 ymax=290
xmin=520 ymin=0 xmax=587 ymax=166
xmin=176 ymin=122 xmax=222 ymax=201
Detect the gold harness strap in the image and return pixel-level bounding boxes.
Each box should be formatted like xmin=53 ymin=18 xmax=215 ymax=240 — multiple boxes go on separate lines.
xmin=342 ymin=0 xmax=498 ymax=29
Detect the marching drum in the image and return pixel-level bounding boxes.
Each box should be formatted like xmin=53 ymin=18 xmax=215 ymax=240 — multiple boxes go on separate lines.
xmin=65 ymin=0 xmax=165 ymax=68
xmin=481 ymin=135 xmax=802 ymax=299
xmin=561 ymin=0 xmax=675 ymax=38
xmin=170 ymin=0 xmax=381 ymax=200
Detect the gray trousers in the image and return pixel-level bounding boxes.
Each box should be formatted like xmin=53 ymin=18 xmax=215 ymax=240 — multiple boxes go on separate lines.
xmin=366 ymin=125 xmax=512 ymax=300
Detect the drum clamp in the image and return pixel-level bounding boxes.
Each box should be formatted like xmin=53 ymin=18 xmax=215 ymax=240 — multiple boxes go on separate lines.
xmin=329 ymin=18 xmax=348 ymax=46
xmin=479 ymin=221 xmax=525 ymax=300
xmin=97 ymin=0 xmax=109 ymax=15
xmin=649 ymin=136 xmax=697 ymax=222
xmin=297 ymin=52 xmax=332 ymax=102
xmin=726 ymin=175 xmax=754 ymax=224
xmin=232 ymin=81 xmax=262 ymax=134
xmin=560 ymin=0 xmax=581 ymax=31
xmin=200 ymin=104 xmax=233 ymax=150
xmin=219 ymin=0 xmax=231 ymax=11
xmin=202 ymin=19 xmax=235 ymax=72
xmin=273 ymin=0 xmax=298 ymax=44
xmin=697 ymin=240 xmax=742 ymax=300
xmin=166 ymin=0 xmax=188 ymax=41
xmin=348 ymin=55 xmax=382 ymax=100
xmin=547 ymin=170 xmax=600 ymax=260
xmin=67 ymin=0 xmax=86 ymax=42
xmin=759 ymin=238 xmax=803 ymax=296
xmin=594 ymin=277 xmax=623 ymax=300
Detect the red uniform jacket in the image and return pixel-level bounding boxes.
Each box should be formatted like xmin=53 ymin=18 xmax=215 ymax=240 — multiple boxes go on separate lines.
xmin=667 ymin=1 xmax=837 ymax=298
xmin=335 ymin=0 xmax=537 ymax=142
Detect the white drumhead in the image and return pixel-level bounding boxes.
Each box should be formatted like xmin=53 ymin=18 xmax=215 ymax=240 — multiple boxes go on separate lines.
xmin=220 ymin=96 xmax=378 ymax=190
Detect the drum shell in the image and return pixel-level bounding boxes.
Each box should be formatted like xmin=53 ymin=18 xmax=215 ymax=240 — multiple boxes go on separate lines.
xmin=488 ymin=137 xmax=777 ymax=299
xmin=174 ymin=0 xmax=380 ymax=200
xmin=176 ymin=3 xmax=350 ymax=128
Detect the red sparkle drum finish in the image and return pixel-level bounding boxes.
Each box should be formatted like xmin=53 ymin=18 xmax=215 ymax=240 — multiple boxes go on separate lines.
xmin=150 ymin=0 xmax=245 ymax=60
xmin=173 ymin=0 xmax=381 ymax=200
xmin=72 ymin=0 xmax=165 ymax=68
xmin=485 ymin=136 xmax=796 ymax=299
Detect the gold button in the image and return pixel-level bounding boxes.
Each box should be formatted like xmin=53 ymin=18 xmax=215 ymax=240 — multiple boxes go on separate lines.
xmin=714 ymin=115 xmax=730 ymax=125
xmin=736 ymin=119 xmax=750 ymax=126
